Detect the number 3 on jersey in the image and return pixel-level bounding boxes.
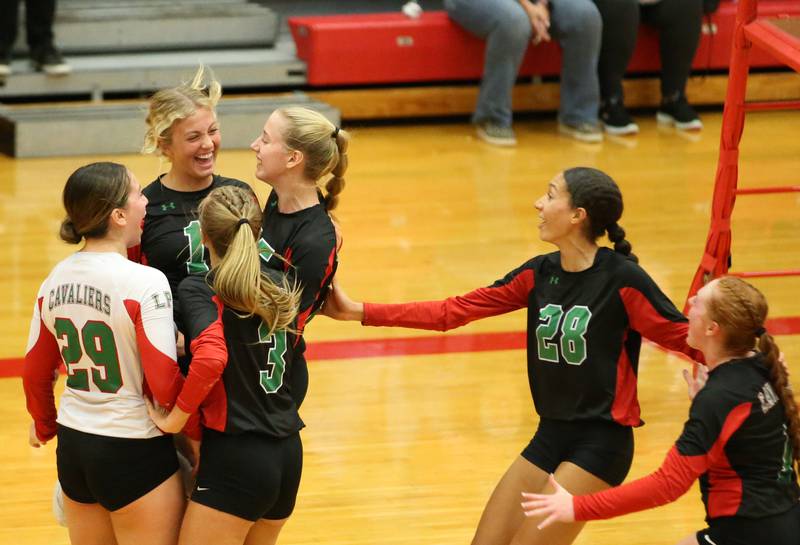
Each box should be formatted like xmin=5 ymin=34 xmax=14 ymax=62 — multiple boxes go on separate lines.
xmin=258 ymin=323 xmax=287 ymax=395
xmin=535 ymin=304 xmax=591 ymax=365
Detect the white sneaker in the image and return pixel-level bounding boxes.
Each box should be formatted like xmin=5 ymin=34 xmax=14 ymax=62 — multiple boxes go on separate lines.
xmin=52 ymin=481 xmax=67 ymax=527
xmin=558 ymin=121 xmax=603 ymax=143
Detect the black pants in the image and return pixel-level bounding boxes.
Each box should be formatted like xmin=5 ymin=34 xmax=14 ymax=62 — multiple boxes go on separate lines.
xmin=0 ymin=0 xmax=56 ymax=53
xmin=591 ymin=0 xmax=703 ymax=101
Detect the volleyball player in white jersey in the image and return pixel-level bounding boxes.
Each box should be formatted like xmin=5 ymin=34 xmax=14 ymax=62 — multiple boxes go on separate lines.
xmin=23 ymin=162 xmax=197 ymax=545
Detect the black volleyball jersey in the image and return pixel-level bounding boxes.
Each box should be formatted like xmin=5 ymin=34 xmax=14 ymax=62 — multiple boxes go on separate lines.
xmin=175 ymin=268 xmax=303 ymax=437
xmin=259 ymin=190 xmax=338 ymax=335
xmin=364 ymin=248 xmax=700 ymax=425
xmin=574 ymin=354 xmax=800 ymax=522
xmin=128 ymin=175 xmax=251 ymax=324
xmin=259 ymin=190 xmax=338 ymax=407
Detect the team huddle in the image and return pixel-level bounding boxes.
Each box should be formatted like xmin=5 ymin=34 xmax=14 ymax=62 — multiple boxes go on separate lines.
xmin=22 ymin=69 xmax=800 ymax=545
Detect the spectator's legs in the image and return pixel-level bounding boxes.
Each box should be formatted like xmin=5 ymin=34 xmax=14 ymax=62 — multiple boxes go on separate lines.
xmin=24 ymin=0 xmax=56 ymax=51
xmin=444 ymin=0 xmax=531 ymax=128
xmin=644 ymin=0 xmax=703 ymax=129
xmin=591 ymin=0 xmax=639 ymax=103
xmin=0 ymin=0 xmax=22 ymax=55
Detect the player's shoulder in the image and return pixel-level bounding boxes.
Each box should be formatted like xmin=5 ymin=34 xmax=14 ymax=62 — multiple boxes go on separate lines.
xmin=120 ymin=259 xmax=171 ymax=289
xmin=178 ymin=272 xmax=213 ymax=298
xmin=213 ymin=175 xmax=251 ymax=192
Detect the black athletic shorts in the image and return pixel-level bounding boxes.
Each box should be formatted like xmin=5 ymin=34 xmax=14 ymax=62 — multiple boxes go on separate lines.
xmin=521 ymin=418 xmax=634 ymax=486
xmin=56 ymin=424 xmax=179 ymax=511
xmin=696 ymin=503 xmax=800 ymax=545
xmin=191 ymin=429 xmax=302 ymax=521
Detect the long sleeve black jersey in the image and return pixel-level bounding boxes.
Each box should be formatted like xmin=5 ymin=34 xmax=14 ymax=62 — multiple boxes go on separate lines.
xmin=574 ymin=354 xmax=800 ymax=522
xmin=176 ymin=268 xmax=303 ymax=438
xmin=128 ymin=175 xmax=251 ymax=327
xmin=364 ymin=248 xmax=701 ymax=425
xmin=259 ymin=190 xmax=338 ymax=407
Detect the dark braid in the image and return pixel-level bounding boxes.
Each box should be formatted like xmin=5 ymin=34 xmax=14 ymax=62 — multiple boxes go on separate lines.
xmin=563 ymin=167 xmax=638 ymax=263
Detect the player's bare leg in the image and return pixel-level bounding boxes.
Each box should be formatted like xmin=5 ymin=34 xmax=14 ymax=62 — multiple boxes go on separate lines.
xmin=244 ymin=517 xmax=288 ymax=545
xmin=110 ymin=471 xmax=184 ymax=545
xmin=63 ymin=495 xmax=118 ymax=545
xmin=178 ymin=500 xmax=253 ymax=545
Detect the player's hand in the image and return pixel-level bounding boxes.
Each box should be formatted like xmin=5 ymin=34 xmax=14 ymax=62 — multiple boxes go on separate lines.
xmin=321 ymin=278 xmax=364 ymax=322
xmin=176 ymin=433 xmax=202 ymax=476
xmin=28 ymin=422 xmax=47 ymax=448
xmin=520 ymin=473 xmax=575 ymax=529
xmin=145 ymin=398 xmax=189 ymax=434
xmin=176 ymin=331 xmax=186 ymax=358
xmin=523 ymin=1 xmax=551 ymax=45
xmin=682 ymin=364 xmax=709 ymax=401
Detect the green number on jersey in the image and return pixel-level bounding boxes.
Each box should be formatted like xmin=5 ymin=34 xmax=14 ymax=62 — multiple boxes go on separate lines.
xmin=779 ymin=424 xmax=795 ymax=484
xmin=258 ymin=238 xmax=276 ymax=263
xmin=560 ymin=306 xmax=592 ymax=365
xmin=183 ymin=220 xmax=209 ymax=274
xmin=82 ymin=321 xmax=123 ymax=393
xmin=535 ymin=304 xmax=563 ymax=363
xmin=55 ymin=318 xmax=89 ymax=390
xmin=258 ymin=322 xmax=287 ymax=395
xmin=54 ymin=319 xmax=122 ymax=393
xmin=535 ymin=304 xmax=591 ymax=365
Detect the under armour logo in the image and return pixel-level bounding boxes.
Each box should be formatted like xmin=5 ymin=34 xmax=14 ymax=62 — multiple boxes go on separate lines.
xmin=161 ymin=202 xmax=176 ymax=211
xmin=549 ymin=276 xmax=559 ymax=285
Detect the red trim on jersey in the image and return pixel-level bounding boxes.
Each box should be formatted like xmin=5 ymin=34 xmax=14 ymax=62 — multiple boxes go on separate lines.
xmin=124 ymin=300 xmax=183 ymax=409
xmin=283 ymin=247 xmax=293 ymax=272
xmin=127 ymin=244 xmax=141 ymax=263
xmin=618 ymin=287 xmax=703 ymax=362
xmin=573 ymin=402 xmax=752 ymax=521
xmin=610 ymin=331 xmax=641 ymax=426
xmin=706 ymin=402 xmax=751 ymax=517
xmin=176 ymin=296 xmax=227 ymax=414
xmin=574 ymin=445 xmax=707 ymax=520
xmin=22 ymin=297 xmax=62 ymax=442
xmin=190 ymin=296 xmax=229 ymax=433
xmin=364 ymin=269 xmax=534 ymax=331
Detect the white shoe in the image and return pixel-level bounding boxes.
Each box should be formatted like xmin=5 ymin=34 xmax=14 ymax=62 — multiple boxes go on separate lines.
xmin=52 ymin=481 xmax=67 ymax=527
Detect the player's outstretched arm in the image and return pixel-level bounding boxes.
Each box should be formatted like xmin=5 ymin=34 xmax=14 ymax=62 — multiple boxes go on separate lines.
xmin=321 ymin=277 xmax=364 ymax=322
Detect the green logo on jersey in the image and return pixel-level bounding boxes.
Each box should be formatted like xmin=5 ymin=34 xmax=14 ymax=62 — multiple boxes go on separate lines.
xmin=549 ymin=276 xmax=559 ymax=285
xmin=161 ymin=202 xmax=176 ymax=211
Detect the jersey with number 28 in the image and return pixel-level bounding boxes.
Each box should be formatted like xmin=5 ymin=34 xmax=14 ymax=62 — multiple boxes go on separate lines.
xmin=23 ymin=252 xmax=185 ymax=440
xmin=364 ymin=248 xmax=701 ymax=426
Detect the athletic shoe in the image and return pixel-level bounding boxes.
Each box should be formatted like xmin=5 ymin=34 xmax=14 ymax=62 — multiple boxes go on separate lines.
xmin=0 ymin=51 xmax=11 ymax=77
xmin=52 ymin=481 xmax=67 ymax=527
xmin=475 ymin=121 xmax=517 ymax=147
xmin=30 ymin=44 xmax=71 ymax=76
xmin=558 ymin=121 xmax=603 ymax=143
xmin=657 ymin=95 xmax=703 ymax=131
xmin=600 ymin=99 xmax=639 ymax=135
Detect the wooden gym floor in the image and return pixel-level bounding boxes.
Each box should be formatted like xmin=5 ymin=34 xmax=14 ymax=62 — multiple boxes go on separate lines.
xmin=0 ymin=110 xmax=797 ymax=545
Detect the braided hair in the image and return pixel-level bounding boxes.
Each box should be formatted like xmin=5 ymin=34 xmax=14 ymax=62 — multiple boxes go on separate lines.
xmin=563 ymin=167 xmax=638 ymax=263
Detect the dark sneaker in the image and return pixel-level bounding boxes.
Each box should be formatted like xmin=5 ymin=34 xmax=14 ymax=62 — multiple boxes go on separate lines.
xmin=657 ymin=95 xmax=702 ymax=131
xmin=475 ymin=121 xmax=517 ymax=146
xmin=558 ymin=121 xmax=603 ymax=143
xmin=30 ymin=44 xmax=71 ymax=76
xmin=0 ymin=50 xmax=11 ymax=77
xmin=600 ymin=99 xmax=639 ymax=135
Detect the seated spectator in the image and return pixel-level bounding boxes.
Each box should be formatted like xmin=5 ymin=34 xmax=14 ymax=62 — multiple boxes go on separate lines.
xmin=445 ymin=0 xmax=603 ymax=146
xmin=592 ymin=0 xmax=706 ymax=134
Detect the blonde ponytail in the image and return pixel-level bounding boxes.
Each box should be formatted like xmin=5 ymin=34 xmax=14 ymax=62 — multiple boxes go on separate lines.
xmin=198 ymin=186 xmax=300 ymax=334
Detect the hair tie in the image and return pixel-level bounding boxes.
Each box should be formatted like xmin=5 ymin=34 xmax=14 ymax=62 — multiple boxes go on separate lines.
xmin=237 ymin=218 xmax=250 ymax=227
xmin=755 ymin=326 xmax=766 ymax=337
xmin=331 ymin=127 xmax=340 ymax=139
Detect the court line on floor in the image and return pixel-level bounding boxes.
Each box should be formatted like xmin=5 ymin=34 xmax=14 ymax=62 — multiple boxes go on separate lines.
xmin=1 ymin=316 xmax=798 ymax=378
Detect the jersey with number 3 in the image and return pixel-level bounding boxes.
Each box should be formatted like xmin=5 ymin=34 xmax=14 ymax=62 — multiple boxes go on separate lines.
xmin=364 ymin=248 xmax=700 ymax=426
xmin=176 ymin=268 xmax=303 ymax=437
xmin=127 ymin=175 xmax=250 ymax=327
xmin=23 ymin=252 xmax=185 ymax=441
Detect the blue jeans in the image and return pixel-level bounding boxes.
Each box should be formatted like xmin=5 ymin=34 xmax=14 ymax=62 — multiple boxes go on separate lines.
xmin=444 ymin=0 xmax=601 ymax=127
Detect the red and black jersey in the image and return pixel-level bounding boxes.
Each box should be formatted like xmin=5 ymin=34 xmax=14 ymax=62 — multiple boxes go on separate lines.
xmin=128 ymin=175 xmax=251 ymax=327
xmin=364 ymin=248 xmax=700 ymax=425
xmin=259 ymin=190 xmax=338 ymax=407
xmin=574 ymin=354 xmax=800 ymax=522
xmin=175 ymin=268 xmax=303 ymax=438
